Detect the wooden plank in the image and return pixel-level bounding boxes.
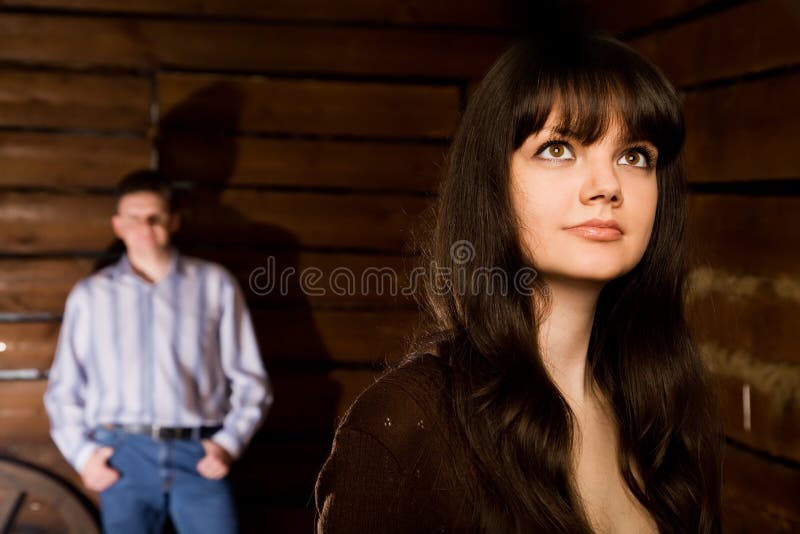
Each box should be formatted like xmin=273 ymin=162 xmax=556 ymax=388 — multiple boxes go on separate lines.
xmin=158 ymin=73 xmax=459 ymax=139
xmin=0 ymin=368 xmax=380 ymax=438
xmin=629 ymin=0 xmax=800 ymax=87
xmin=0 ymin=193 xmax=114 ymax=253
xmin=0 ymin=191 xmax=430 ymax=253
xmin=722 ymin=445 xmax=800 ymax=532
xmin=0 ymin=132 xmax=151 ymax=189
xmin=160 ymin=136 xmax=444 ymax=192
xmin=0 ymin=252 xmax=422 ymax=313
xmin=586 ymin=0 xmax=718 ymax=35
xmin=0 ymin=256 xmax=98 ymax=314
xmin=0 ymin=308 xmax=418 ymax=370
xmin=147 ymin=23 xmax=506 ymax=80
xmin=195 ymin=250 xmax=421 ymax=308
xmin=687 ymin=268 xmax=800 ymax=365
xmin=254 ymin=307 xmax=418 ymax=364
xmin=0 ymin=0 xmax=513 ymax=28
xmin=0 ymin=13 xmax=507 ymax=79
xmin=0 ymin=322 xmax=62 ymax=370
xmin=687 ymin=194 xmax=800 ymax=276
xmin=0 ymin=70 xmax=150 ymax=131
xmin=179 ymin=188 xmax=430 ymax=250
xmin=0 ymin=383 xmax=51 ymax=446
xmin=707 ymin=357 xmax=800 ymax=462
xmin=684 ymin=73 xmax=800 ymax=183
xmin=0 ymin=132 xmax=444 ymax=192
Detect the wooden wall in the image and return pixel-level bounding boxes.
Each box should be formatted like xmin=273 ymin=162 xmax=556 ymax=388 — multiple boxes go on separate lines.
xmin=0 ymin=0 xmax=797 ymax=532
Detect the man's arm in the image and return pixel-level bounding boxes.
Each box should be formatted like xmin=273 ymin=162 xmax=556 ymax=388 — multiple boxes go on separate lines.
xmin=43 ymin=282 xmax=100 ymax=472
xmin=210 ymin=271 xmax=274 ymax=460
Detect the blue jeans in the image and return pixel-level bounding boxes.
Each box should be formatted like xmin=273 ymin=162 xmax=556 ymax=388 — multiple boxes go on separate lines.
xmin=92 ymin=426 xmax=238 ymax=534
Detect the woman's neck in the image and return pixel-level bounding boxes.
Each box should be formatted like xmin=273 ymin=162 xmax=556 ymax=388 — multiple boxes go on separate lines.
xmin=536 ymin=276 xmax=603 ymax=408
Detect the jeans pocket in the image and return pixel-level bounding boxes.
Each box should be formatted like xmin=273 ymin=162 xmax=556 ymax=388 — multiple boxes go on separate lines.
xmin=194 ymin=439 xmax=207 ymax=459
xmin=92 ymin=427 xmax=125 ymax=449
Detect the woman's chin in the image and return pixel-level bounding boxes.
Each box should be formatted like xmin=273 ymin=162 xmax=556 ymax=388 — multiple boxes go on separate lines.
xmin=540 ymin=264 xmax=631 ymax=285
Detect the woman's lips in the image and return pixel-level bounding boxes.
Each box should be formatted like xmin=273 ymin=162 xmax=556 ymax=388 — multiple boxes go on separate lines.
xmin=565 ymin=226 xmax=623 ymax=241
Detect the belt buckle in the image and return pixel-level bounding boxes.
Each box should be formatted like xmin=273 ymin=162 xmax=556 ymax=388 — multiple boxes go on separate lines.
xmin=151 ymin=424 xmax=162 ymax=440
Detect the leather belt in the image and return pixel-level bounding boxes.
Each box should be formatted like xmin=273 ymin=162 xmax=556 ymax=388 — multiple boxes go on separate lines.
xmin=101 ymin=423 xmax=222 ymax=441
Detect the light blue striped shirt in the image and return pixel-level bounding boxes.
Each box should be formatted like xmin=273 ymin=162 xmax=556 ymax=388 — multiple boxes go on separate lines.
xmin=44 ymin=247 xmax=273 ymax=472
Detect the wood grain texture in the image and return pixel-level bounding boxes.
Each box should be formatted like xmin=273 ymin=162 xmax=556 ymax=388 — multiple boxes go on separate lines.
xmin=0 ymin=0 xmax=513 ymax=28
xmin=684 ymin=73 xmax=800 ymax=183
xmin=0 ymin=70 xmax=150 ymax=131
xmin=706 ymin=346 xmax=800 ymax=462
xmin=688 ymin=267 xmax=800 ymax=365
xmin=0 ymin=13 xmax=508 ymax=78
xmin=0 ymin=0 xmax=795 ymax=527
xmin=586 ymin=0 xmax=719 ymax=34
xmin=0 ymin=132 xmax=151 ymax=188
xmin=0 ymin=251 xmax=423 ymax=313
xmin=158 ymin=73 xmax=460 ymax=139
xmin=722 ymin=446 xmax=800 ymax=531
xmin=687 ymin=194 xmax=800 ymax=276
xmin=160 ymin=135 xmax=444 ymax=192
xmin=629 ymin=0 xmax=800 ymax=87
xmin=0 ymin=133 xmax=443 ymax=192
xmin=0 ymin=323 xmax=63 ymax=370
xmin=0 ymin=191 xmax=430 ymax=252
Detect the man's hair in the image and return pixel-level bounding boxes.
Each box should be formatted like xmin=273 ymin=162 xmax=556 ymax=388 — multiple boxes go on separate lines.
xmin=114 ymin=169 xmax=178 ymax=213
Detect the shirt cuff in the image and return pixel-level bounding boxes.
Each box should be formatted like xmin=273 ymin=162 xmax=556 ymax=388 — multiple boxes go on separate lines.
xmin=72 ymin=441 xmax=102 ymax=473
xmin=210 ymin=429 xmax=242 ymax=460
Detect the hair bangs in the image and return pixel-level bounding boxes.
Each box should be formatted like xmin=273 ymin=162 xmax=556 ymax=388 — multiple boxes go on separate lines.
xmin=511 ymin=35 xmax=685 ymax=168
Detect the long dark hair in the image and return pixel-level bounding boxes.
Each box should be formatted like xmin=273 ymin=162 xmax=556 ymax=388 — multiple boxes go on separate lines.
xmin=405 ymin=32 xmax=724 ymax=533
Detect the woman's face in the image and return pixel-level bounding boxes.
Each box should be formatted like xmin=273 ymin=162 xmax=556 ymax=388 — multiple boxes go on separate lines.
xmin=509 ymin=110 xmax=658 ymax=285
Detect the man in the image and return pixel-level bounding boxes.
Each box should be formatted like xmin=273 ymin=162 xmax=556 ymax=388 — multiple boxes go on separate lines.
xmin=44 ymin=169 xmax=273 ymax=533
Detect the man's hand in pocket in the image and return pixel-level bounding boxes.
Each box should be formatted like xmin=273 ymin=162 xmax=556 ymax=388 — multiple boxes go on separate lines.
xmin=80 ymin=447 xmax=120 ymax=492
xmin=196 ymin=439 xmax=233 ymax=479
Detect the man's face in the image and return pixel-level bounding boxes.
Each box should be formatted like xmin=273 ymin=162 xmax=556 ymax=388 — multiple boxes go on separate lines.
xmin=111 ymin=191 xmax=179 ymax=256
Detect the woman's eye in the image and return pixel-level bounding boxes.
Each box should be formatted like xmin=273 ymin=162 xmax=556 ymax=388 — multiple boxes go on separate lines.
xmin=617 ymin=149 xmax=651 ymax=168
xmin=536 ymin=142 xmax=574 ymax=161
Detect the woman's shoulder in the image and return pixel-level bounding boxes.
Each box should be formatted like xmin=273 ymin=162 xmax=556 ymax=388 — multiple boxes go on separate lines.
xmin=337 ymin=353 xmax=452 ymax=450
xmin=316 ymin=353 xmax=469 ymax=532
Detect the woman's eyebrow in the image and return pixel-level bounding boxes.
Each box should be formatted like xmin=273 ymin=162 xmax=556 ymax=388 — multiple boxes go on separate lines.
xmin=613 ymin=130 xmax=658 ymax=150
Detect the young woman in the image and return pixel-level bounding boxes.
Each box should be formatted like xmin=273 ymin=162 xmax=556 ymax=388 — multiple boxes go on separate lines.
xmin=314 ymin=31 xmax=724 ymax=534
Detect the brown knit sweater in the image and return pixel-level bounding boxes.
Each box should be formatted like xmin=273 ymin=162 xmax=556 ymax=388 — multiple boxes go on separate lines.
xmin=314 ymin=353 xmax=476 ymax=533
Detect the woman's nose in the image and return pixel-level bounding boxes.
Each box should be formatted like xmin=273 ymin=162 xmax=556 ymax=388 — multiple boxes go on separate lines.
xmin=581 ymin=161 xmax=623 ymax=205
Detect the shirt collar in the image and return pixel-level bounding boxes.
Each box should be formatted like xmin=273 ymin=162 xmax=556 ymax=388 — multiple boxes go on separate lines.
xmin=116 ymin=246 xmax=182 ymax=283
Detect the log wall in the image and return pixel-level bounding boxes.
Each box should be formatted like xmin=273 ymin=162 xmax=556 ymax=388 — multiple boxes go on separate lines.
xmin=0 ymin=0 xmax=797 ymax=531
